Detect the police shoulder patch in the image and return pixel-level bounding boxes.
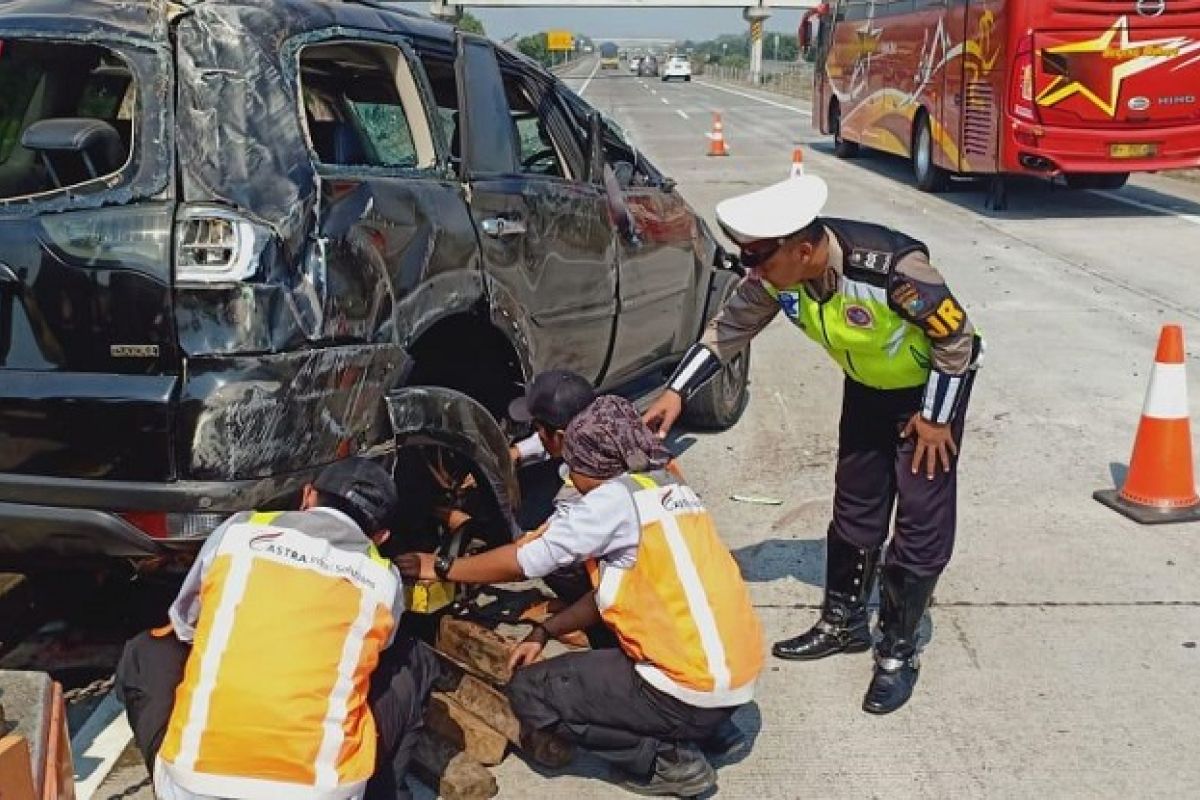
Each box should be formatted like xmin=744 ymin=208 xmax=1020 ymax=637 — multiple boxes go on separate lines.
xmin=848 ymin=248 xmax=894 ymax=274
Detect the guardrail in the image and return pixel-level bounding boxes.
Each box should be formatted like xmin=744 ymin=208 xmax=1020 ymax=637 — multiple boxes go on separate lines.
xmin=704 ymin=62 xmax=814 ymax=101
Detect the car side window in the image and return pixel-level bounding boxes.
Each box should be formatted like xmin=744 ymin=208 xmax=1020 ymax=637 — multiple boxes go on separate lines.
xmin=298 ymin=40 xmax=436 ymax=170
xmin=501 ymin=73 xmax=573 ymax=179
xmin=413 ymin=52 xmax=459 ymax=165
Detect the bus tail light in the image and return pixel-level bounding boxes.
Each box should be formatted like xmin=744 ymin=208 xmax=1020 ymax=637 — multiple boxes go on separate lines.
xmin=1010 ymin=33 xmax=1038 ymax=123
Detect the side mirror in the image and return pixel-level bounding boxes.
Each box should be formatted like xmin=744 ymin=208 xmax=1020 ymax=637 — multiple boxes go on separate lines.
xmin=602 ymin=163 xmax=640 ymax=245
xmin=660 ymin=177 xmax=677 ymax=194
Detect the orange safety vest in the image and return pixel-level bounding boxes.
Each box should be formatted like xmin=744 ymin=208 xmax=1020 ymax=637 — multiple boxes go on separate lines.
xmin=587 ymin=472 xmax=764 ymax=708
xmin=158 ymin=511 xmax=399 ymax=800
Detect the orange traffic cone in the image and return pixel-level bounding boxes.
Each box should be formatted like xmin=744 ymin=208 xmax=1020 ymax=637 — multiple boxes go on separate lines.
xmin=790 ymin=145 xmax=806 ymax=177
xmin=1094 ymin=324 xmax=1200 ymax=524
xmin=707 ymin=112 xmax=729 ymax=157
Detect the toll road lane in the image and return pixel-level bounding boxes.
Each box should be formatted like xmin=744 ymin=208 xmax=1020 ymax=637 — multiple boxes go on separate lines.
xmin=508 ymin=61 xmax=1200 ymax=799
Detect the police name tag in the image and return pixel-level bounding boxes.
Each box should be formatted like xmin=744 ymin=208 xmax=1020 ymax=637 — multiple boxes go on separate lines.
xmin=848 ymin=248 xmax=893 ymax=274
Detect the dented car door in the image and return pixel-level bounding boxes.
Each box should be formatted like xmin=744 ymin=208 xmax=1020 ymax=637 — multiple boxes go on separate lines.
xmin=455 ymin=35 xmax=619 ymax=385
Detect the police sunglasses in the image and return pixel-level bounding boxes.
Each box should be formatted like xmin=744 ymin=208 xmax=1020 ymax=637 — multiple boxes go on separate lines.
xmin=738 ymin=237 xmax=786 ymax=269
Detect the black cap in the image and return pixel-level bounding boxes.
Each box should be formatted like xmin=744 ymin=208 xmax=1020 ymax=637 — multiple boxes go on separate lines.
xmin=508 ymin=370 xmax=597 ymax=430
xmin=312 ymin=457 xmax=399 ymax=534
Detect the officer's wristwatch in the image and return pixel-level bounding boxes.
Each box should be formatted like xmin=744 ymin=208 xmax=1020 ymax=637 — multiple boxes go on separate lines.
xmin=433 ymin=554 xmax=456 ymax=581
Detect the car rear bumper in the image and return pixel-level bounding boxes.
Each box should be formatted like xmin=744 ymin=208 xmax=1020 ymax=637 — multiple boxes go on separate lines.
xmin=0 ymin=469 xmax=315 ymax=561
xmin=1004 ymin=117 xmax=1200 ymax=175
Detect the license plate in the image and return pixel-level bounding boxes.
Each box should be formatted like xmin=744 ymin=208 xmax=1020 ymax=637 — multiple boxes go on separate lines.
xmin=1110 ymin=143 xmax=1158 ymax=159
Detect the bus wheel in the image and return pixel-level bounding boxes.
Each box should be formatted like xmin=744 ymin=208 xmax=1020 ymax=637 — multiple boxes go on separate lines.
xmin=1065 ymin=172 xmax=1129 ymax=191
xmin=831 ymin=103 xmax=859 ymax=158
xmin=913 ymin=113 xmax=949 ymax=193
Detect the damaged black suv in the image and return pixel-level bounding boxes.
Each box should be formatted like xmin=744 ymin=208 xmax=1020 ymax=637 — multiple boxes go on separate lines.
xmin=0 ymin=0 xmax=749 ymax=565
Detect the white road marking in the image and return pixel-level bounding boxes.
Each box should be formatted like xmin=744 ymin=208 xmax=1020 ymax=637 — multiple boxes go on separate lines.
xmin=677 ymin=109 xmax=690 ymax=120
xmin=662 ymin=97 xmax=670 ymax=105
xmin=72 ymin=693 xmax=134 ymax=800
xmin=576 ymin=59 xmax=602 ymax=98
xmin=693 ymin=80 xmax=813 ymax=117
xmin=1093 ymin=190 xmax=1200 ymax=228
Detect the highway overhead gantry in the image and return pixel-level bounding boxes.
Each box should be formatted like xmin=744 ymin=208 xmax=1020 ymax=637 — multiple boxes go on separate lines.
xmin=426 ymin=0 xmax=820 ymax=84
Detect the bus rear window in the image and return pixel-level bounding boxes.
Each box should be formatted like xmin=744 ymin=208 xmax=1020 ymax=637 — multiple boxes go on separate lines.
xmin=0 ymin=40 xmax=136 ymax=201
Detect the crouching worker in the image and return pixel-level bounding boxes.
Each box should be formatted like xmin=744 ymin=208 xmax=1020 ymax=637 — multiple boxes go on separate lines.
xmin=115 ymin=458 xmax=439 ymax=800
xmin=397 ymin=397 xmax=764 ymax=797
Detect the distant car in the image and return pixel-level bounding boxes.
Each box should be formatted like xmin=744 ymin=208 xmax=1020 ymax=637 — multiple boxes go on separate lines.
xmin=629 ymin=55 xmax=642 ymax=73
xmin=637 ymin=55 xmax=659 ymax=77
xmin=662 ymin=55 xmax=692 ymax=82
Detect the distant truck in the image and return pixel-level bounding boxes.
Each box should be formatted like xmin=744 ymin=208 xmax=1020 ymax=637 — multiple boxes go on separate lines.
xmin=600 ymin=42 xmax=620 ymax=69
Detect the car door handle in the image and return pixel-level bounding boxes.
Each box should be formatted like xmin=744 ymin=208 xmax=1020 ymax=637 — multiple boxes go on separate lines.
xmin=480 ymin=217 xmax=527 ymax=238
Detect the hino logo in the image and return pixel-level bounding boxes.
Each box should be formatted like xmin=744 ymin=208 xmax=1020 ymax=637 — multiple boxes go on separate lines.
xmin=1136 ymin=0 xmax=1167 ymax=17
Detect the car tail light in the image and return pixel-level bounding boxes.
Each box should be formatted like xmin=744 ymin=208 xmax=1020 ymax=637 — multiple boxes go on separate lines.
xmin=1010 ymin=33 xmax=1038 ymax=123
xmin=121 ymin=512 xmax=228 ymax=540
xmin=39 ymin=207 xmax=172 ymax=269
xmin=175 ymin=205 xmax=268 ymax=286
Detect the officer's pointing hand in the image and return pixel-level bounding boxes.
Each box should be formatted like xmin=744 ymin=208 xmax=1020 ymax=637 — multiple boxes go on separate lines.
xmin=396 ymin=552 xmax=437 ymax=582
xmin=902 ymin=413 xmax=958 ymax=480
xmin=643 ymin=390 xmax=684 ymax=439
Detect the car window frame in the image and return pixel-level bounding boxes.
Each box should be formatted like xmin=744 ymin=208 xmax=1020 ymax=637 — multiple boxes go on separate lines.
xmin=496 ymin=63 xmax=585 ymax=183
xmin=284 ymin=29 xmax=441 ymax=180
xmin=0 ymin=35 xmax=170 ymax=213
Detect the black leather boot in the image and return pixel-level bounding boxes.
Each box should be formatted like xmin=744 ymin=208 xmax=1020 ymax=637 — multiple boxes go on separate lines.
xmin=773 ymin=531 xmax=879 ymax=661
xmin=862 ymin=564 xmax=938 ymax=715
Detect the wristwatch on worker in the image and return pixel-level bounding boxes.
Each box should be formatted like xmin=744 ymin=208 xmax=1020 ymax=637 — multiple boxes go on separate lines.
xmin=434 ymin=554 xmax=456 ymax=580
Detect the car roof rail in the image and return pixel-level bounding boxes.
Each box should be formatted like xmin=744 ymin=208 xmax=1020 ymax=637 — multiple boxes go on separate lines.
xmin=340 ymin=0 xmax=428 ymax=19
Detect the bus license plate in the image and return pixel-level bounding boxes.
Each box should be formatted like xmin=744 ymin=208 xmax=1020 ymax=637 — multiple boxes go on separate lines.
xmin=1110 ymin=143 xmax=1157 ymax=159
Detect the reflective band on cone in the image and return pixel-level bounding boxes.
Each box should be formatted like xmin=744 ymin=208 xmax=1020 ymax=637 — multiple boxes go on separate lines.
xmin=707 ymin=112 xmax=729 ymax=157
xmin=1094 ymin=324 xmax=1200 ymax=524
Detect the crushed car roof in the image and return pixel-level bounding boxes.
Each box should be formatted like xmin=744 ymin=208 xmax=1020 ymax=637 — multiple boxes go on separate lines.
xmin=0 ymin=0 xmax=455 ymax=44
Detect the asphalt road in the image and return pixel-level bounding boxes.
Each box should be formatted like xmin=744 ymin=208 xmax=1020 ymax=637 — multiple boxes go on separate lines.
xmin=79 ymin=56 xmax=1200 ymax=800
xmin=506 ymin=58 xmax=1200 ymax=798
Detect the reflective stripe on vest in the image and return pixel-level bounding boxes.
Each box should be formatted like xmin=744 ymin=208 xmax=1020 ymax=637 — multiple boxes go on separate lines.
xmin=588 ymin=472 xmax=764 ymax=708
xmin=159 ymin=512 xmax=398 ymax=800
xmin=764 ymin=276 xmax=930 ymax=390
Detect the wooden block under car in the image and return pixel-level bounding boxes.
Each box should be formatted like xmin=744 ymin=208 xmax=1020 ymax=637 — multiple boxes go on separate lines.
xmin=424 ymin=692 xmax=509 ymax=766
xmin=434 ymin=659 xmax=574 ymax=768
xmin=436 ymin=617 xmax=515 ymax=685
xmin=412 ymin=731 xmax=498 ymax=800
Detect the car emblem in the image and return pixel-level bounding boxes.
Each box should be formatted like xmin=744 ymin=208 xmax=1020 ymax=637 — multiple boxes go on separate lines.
xmin=1136 ymin=0 xmax=1167 ymax=17
xmin=1129 ymin=96 xmax=1151 ymax=111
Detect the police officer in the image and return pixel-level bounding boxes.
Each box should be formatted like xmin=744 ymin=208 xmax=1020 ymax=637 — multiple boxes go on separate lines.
xmin=643 ymin=167 xmax=982 ymax=715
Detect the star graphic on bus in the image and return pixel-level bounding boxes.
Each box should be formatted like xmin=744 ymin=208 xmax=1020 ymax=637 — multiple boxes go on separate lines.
xmin=1037 ymin=16 xmax=1200 ymax=117
xmin=848 ymin=18 xmax=883 ymax=97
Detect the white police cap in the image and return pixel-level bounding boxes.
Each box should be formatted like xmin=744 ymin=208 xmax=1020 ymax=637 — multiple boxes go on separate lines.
xmin=715 ymin=173 xmax=829 ymax=244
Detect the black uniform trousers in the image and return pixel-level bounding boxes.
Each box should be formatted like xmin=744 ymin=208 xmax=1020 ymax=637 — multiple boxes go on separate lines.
xmin=506 ymin=647 xmax=735 ymax=779
xmin=115 ymin=629 xmax=439 ymax=800
xmin=831 ymin=374 xmax=974 ymax=576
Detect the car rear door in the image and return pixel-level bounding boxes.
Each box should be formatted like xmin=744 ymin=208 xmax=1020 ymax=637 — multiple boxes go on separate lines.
xmin=456 ymin=35 xmax=618 ymax=385
xmin=0 ymin=32 xmax=178 ymax=482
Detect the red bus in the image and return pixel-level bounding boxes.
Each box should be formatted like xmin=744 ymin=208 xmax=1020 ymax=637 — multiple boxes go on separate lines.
xmin=813 ymin=0 xmax=1200 ymax=193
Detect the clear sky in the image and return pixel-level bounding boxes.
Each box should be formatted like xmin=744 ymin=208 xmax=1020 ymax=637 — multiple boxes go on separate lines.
xmin=397 ymin=3 xmax=808 ymax=42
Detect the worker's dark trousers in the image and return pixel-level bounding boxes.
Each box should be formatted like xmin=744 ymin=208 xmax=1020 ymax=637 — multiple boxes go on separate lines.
xmin=115 ymin=630 xmax=439 ymax=800
xmin=506 ymin=648 xmax=736 ymax=778
xmin=831 ymin=374 xmax=975 ymax=576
